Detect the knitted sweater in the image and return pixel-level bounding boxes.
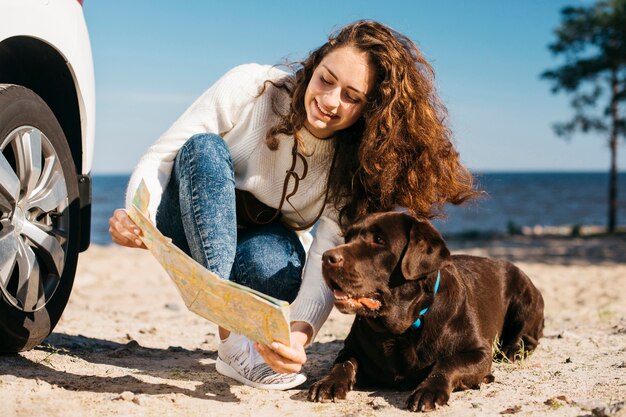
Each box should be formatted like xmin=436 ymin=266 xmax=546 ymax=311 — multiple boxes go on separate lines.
xmin=125 ymin=63 xmax=340 ymax=341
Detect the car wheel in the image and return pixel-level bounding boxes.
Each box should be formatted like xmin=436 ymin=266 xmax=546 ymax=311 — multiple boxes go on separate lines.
xmin=0 ymin=84 xmax=80 ymax=352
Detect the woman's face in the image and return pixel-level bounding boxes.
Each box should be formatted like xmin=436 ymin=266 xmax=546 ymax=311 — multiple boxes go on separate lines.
xmin=304 ymin=46 xmax=374 ymax=139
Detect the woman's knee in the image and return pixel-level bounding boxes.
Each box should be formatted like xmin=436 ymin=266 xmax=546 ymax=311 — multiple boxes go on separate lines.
xmin=176 ymin=133 xmax=233 ymax=170
xmin=174 ymin=133 xmax=235 ymax=190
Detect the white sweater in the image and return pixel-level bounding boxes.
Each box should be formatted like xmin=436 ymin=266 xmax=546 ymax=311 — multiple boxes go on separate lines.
xmin=125 ymin=63 xmax=341 ymax=340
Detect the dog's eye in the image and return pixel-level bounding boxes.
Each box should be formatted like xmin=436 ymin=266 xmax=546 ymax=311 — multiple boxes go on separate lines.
xmin=373 ymin=234 xmax=385 ymax=245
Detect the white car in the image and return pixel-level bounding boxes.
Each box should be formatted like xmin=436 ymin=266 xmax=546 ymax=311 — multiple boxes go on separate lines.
xmin=0 ymin=0 xmax=95 ymax=352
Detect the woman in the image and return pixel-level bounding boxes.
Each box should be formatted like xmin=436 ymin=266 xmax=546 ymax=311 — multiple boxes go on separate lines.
xmin=109 ymin=20 xmax=477 ymax=390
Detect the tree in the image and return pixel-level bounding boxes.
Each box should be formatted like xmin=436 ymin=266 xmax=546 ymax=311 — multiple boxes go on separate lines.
xmin=542 ymin=0 xmax=626 ymax=233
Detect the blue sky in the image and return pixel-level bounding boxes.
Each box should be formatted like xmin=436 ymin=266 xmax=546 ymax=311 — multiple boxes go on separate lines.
xmin=83 ymin=0 xmax=623 ymax=174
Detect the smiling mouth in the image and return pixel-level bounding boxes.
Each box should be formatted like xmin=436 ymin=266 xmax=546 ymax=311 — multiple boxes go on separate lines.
xmin=315 ymin=99 xmax=338 ymax=119
xmin=332 ymin=289 xmax=382 ymax=310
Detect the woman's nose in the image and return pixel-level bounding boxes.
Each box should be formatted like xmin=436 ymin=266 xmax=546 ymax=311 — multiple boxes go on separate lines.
xmin=322 ymin=87 xmax=341 ymax=109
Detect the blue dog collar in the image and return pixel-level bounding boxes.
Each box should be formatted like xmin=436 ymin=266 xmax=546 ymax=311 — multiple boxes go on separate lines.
xmin=410 ymin=270 xmax=441 ymax=330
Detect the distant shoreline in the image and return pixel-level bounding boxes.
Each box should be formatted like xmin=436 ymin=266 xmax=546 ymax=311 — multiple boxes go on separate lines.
xmin=445 ymin=224 xmax=626 ymax=240
xmin=89 ymin=173 xmax=626 ymax=245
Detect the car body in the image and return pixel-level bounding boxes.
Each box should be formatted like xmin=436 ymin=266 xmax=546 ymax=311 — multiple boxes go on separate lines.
xmin=0 ymin=0 xmax=95 ymax=352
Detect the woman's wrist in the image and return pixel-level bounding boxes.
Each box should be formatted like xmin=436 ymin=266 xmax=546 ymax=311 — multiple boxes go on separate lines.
xmin=290 ymin=321 xmax=313 ymax=346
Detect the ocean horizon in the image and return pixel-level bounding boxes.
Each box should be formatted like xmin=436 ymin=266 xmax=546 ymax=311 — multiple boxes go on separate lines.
xmin=91 ymin=171 xmax=626 ymax=245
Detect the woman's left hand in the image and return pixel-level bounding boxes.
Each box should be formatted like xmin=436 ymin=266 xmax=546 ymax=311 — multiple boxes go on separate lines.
xmin=254 ymin=322 xmax=312 ymax=373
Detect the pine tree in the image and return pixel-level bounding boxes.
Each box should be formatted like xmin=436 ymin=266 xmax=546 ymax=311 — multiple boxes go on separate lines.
xmin=542 ymin=0 xmax=626 ymax=232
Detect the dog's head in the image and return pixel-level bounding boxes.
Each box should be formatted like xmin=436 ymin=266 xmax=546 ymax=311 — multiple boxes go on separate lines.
xmin=322 ymin=212 xmax=451 ymax=331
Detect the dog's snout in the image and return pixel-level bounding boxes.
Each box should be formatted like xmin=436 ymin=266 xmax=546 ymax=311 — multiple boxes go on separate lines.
xmin=322 ymin=251 xmax=344 ymax=267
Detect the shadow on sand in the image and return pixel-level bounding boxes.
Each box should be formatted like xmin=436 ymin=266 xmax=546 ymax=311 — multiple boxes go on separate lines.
xmin=0 ymin=333 xmax=238 ymax=402
xmin=0 ymin=333 xmax=353 ymax=402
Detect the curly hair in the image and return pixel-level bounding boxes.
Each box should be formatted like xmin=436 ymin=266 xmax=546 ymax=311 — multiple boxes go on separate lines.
xmin=261 ymin=20 xmax=479 ymax=229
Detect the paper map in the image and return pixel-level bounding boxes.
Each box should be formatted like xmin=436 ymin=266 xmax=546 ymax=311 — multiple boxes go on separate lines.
xmin=127 ymin=180 xmax=292 ymax=347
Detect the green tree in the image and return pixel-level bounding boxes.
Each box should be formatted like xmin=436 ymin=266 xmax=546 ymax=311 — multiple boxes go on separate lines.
xmin=542 ymin=0 xmax=626 ymax=233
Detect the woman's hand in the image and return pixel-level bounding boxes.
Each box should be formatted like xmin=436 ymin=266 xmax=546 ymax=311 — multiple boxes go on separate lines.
xmin=108 ymin=208 xmax=147 ymax=249
xmin=254 ymin=322 xmax=313 ymax=374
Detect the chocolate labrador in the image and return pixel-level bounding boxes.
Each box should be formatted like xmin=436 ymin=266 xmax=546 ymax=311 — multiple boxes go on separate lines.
xmin=308 ymin=212 xmax=544 ymax=412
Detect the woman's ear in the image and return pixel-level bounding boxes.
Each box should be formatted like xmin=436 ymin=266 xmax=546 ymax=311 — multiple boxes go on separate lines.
xmin=400 ymin=217 xmax=450 ymax=280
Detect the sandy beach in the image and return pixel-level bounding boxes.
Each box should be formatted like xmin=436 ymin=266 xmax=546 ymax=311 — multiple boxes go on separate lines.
xmin=1 ymin=234 xmax=625 ymax=417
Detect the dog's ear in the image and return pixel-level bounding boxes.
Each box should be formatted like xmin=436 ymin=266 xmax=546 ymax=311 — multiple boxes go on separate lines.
xmin=400 ymin=217 xmax=451 ymax=280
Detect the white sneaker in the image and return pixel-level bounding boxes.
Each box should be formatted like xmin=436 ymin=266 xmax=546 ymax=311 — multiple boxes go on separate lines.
xmin=216 ymin=333 xmax=306 ymax=390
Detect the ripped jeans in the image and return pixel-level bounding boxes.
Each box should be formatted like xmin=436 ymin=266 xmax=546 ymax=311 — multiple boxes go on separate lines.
xmin=155 ymin=133 xmax=305 ymax=302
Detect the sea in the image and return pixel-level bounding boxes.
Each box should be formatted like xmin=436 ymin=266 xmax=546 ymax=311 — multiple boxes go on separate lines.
xmin=90 ymin=172 xmax=626 ymax=245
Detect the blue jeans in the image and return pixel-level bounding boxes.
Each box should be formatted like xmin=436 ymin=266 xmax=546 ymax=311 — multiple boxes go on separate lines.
xmin=156 ymin=133 xmax=305 ymax=303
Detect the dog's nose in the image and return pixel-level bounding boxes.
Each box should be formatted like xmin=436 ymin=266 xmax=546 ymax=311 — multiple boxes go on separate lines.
xmin=322 ymin=251 xmax=344 ymax=267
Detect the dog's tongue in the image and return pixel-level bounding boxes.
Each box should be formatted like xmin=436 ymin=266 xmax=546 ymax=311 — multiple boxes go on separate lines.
xmin=358 ymin=297 xmax=382 ymax=310
xmin=333 ymin=290 xmax=381 ymax=310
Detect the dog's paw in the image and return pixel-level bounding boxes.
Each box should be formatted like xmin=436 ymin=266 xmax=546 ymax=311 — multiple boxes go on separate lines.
xmin=483 ymin=373 xmax=495 ymax=384
xmin=406 ymin=384 xmax=450 ymax=412
xmin=307 ymin=377 xmax=354 ymax=403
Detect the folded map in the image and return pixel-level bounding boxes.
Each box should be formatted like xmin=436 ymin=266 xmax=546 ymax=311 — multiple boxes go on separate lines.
xmin=127 ymin=180 xmax=292 ymax=347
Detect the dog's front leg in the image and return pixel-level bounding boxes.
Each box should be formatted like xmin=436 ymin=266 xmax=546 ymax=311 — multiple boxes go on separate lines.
xmin=407 ymin=347 xmax=492 ymax=412
xmin=308 ymin=357 xmax=358 ymax=402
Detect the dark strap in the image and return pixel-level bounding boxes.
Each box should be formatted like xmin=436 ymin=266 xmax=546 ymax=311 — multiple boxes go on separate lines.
xmin=237 ymin=138 xmax=335 ymax=231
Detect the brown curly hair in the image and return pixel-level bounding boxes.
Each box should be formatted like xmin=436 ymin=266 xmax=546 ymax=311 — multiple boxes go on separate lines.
xmin=262 ymin=20 xmax=479 ymax=229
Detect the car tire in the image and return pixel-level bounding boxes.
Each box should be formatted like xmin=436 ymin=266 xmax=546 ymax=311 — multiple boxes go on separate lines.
xmin=0 ymin=84 xmax=80 ymax=352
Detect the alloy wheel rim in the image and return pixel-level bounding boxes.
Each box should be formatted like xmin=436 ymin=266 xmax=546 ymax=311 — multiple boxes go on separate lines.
xmin=0 ymin=126 xmax=69 ymax=312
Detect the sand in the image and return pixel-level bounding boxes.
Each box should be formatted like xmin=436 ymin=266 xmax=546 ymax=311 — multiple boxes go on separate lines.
xmin=1 ymin=235 xmax=625 ymax=417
